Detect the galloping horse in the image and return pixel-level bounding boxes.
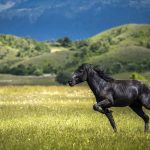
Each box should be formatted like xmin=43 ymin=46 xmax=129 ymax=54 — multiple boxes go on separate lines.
xmin=68 ymin=64 xmax=150 ymax=132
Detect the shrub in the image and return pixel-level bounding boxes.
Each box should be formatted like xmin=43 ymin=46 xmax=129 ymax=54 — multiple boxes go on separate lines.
xmin=56 ymin=71 xmax=70 ymax=85
xmin=111 ymin=63 xmax=123 ymax=74
xmin=11 ymin=64 xmax=27 ymax=75
xmin=33 ymin=68 xmax=43 ymax=76
xmin=89 ymin=42 xmax=101 ymax=52
xmin=127 ymin=63 xmax=139 ymax=72
xmin=43 ymin=64 xmax=56 ymax=73
xmin=130 ymin=72 xmax=145 ymax=81
xmin=57 ymin=37 xmax=72 ymax=47
xmin=26 ymin=65 xmax=37 ymax=75
xmin=75 ymin=41 xmax=89 ymax=49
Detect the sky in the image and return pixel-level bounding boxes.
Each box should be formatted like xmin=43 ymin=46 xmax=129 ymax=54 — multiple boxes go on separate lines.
xmin=0 ymin=0 xmax=150 ymax=41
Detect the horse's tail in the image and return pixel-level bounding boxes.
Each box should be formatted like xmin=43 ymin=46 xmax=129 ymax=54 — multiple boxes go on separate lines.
xmin=139 ymin=83 xmax=150 ymax=110
xmin=140 ymin=83 xmax=150 ymax=94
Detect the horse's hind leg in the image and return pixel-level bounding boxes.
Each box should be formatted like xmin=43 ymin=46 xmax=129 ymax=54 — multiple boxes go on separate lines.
xmin=130 ymin=104 xmax=149 ymax=132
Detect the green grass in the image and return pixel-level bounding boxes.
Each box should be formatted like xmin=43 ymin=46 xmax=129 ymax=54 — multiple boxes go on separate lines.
xmin=0 ymin=86 xmax=150 ymax=150
xmin=87 ymin=46 xmax=150 ymax=67
xmin=88 ymin=24 xmax=150 ymax=43
xmin=15 ymin=51 xmax=74 ymax=69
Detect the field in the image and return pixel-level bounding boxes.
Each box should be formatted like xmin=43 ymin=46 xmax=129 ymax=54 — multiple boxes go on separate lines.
xmin=0 ymin=74 xmax=57 ymax=85
xmin=1 ymin=86 xmax=150 ymax=150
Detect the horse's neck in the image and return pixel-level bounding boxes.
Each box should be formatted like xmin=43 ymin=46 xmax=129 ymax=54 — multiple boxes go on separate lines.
xmin=87 ymin=70 xmax=106 ymax=97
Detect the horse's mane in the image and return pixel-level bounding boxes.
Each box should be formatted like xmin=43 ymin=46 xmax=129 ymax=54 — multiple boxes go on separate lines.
xmin=93 ymin=66 xmax=114 ymax=82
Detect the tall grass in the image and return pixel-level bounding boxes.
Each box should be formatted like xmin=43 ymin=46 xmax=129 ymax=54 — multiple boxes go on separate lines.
xmin=0 ymin=86 xmax=150 ymax=150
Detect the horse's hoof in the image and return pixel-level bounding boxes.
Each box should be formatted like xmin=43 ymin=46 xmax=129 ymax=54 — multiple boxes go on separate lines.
xmin=113 ymin=128 xmax=117 ymax=133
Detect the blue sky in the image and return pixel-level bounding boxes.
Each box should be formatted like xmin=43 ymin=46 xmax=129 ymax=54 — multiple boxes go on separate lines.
xmin=0 ymin=0 xmax=150 ymax=40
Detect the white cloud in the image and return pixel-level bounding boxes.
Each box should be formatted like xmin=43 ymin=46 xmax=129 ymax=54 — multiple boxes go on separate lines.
xmin=0 ymin=6 xmax=45 ymax=23
xmin=0 ymin=0 xmax=150 ymax=22
xmin=141 ymin=0 xmax=150 ymax=7
xmin=129 ymin=0 xmax=150 ymax=8
xmin=0 ymin=1 xmax=15 ymax=12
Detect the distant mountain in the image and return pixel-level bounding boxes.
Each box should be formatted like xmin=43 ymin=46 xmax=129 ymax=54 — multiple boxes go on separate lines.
xmin=0 ymin=0 xmax=150 ymax=40
xmin=0 ymin=24 xmax=150 ymax=77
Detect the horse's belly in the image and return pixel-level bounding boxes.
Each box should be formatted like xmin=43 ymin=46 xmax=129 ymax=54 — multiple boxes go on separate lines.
xmin=113 ymin=97 xmax=135 ymax=107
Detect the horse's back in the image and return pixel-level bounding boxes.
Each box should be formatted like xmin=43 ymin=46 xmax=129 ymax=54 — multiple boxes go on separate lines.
xmin=111 ymin=79 xmax=143 ymax=106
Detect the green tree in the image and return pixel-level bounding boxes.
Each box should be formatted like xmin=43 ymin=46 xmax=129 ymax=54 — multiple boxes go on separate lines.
xmin=26 ymin=65 xmax=37 ymax=75
xmin=11 ymin=64 xmax=27 ymax=75
xmin=57 ymin=37 xmax=72 ymax=47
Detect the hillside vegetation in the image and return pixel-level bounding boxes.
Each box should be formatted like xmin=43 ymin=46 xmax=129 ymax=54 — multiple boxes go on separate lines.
xmin=66 ymin=24 xmax=150 ymax=74
xmin=0 ymin=24 xmax=150 ymax=84
xmin=0 ymin=35 xmax=73 ymax=75
xmin=86 ymin=24 xmax=150 ymax=74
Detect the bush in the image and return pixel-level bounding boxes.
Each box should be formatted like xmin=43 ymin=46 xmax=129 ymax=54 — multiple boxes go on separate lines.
xmin=111 ymin=63 xmax=123 ymax=74
xmin=126 ymin=63 xmax=139 ymax=72
xmin=57 ymin=37 xmax=72 ymax=47
xmin=89 ymin=42 xmax=101 ymax=52
xmin=33 ymin=68 xmax=43 ymax=76
xmin=26 ymin=65 xmax=37 ymax=75
xmin=56 ymin=72 xmax=71 ymax=85
xmin=11 ymin=64 xmax=27 ymax=75
xmin=130 ymin=72 xmax=145 ymax=81
xmin=43 ymin=64 xmax=56 ymax=74
xmin=35 ymin=43 xmax=50 ymax=52
xmin=75 ymin=41 xmax=89 ymax=49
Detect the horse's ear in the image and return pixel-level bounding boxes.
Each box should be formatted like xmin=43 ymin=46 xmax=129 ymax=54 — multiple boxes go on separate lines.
xmin=83 ymin=64 xmax=94 ymax=70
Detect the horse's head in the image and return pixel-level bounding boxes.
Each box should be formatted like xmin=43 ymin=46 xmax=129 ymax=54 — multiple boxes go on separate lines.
xmin=68 ymin=64 xmax=93 ymax=86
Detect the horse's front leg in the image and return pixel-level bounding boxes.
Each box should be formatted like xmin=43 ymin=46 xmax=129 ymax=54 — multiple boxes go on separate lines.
xmin=94 ymin=99 xmax=117 ymax=132
xmin=104 ymin=109 xmax=117 ymax=132
xmin=93 ymin=104 xmax=105 ymax=114
xmin=93 ymin=104 xmax=113 ymax=114
xmin=93 ymin=98 xmax=113 ymax=114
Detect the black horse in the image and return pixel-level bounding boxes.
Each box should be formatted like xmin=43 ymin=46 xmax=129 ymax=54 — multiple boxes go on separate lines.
xmin=68 ymin=64 xmax=150 ymax=132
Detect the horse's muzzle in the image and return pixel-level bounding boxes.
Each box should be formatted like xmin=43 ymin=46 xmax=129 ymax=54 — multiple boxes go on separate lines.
xmin=68 ymin=80 xmax=75 ymax=86
xmin=68 ymin=80 xmax=73 ymax=86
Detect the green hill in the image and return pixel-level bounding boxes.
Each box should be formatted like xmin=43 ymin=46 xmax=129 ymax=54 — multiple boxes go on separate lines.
xmin=68 ymin=24 xmax=150 ymax=74
xmin=0 ymin=24 xmax=150 ymax=83
xmin=0 ymin=34 xmax=73 ymax=75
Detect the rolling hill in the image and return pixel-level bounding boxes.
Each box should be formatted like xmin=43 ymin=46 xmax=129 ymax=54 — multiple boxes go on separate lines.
xmin=80 ymin=24 xmax=150 ymax=74
xmin=0 ymin=34 xmax=73 ymax=75
xmin=86 ymin=24 xmax=150 ymax=73
xmin=0 ymin=24 xmax=150 ymax=82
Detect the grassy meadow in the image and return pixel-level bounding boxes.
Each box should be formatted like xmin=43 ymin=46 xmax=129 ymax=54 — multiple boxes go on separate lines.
xmin=1 ymin=86 xmax=150 ymax=150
